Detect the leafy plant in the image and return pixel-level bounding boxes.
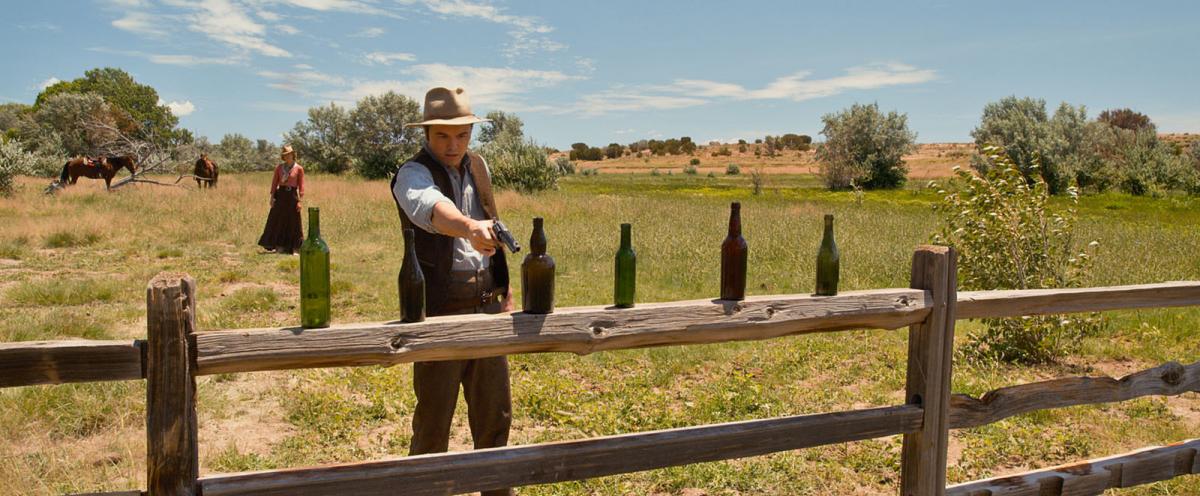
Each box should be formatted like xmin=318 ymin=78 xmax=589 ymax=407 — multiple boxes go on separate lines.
xmin=725 ymin=163 xmax=740 ymax=176
xmin=933 ymin=146 xmax=1102 ymax=363
xmin=816 ymin=102 xmax=915 ymax=190
xmin=479 ymin=136 xmax=558 ymax=193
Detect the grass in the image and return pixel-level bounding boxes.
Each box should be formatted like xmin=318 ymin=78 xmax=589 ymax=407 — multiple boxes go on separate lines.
xmin=0 ymin=172 xmax=1198 ymax=494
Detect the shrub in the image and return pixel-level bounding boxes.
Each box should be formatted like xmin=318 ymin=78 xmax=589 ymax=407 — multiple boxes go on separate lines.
xmin=706 ymin=171 xmax=715 ymax=178
xmin=737 ymin=143 xmax=747 ymax=153
xmin=689 ymin=158 xmax=700 ymax=166
xmin=816 ymin=103 xmax=915 ymax=190
xmin=349 ymin=92 xmax=423 ymax=179
xmin=970 ymin=98 xmax=1100 ymax=194
xmin=553 ymin=156 xmax=575 ymax=176
xmin=1109 ymin=130 xmax=1198 ymax=196
xmin=682 ymin=164 xmax=698 ymax=175
xmin=933 ymin=146 xmax=1102 ymax=363
xmin=605 ymin=143 xmax=623 ymax=159
xmin=0 ymin=137 xmax=37 ymax=196
xmin=650 ymin=168 xmax=660 ymax=176
xmin=1098 ymin=108 xmax=1153 ymax=131
xmin=725 ymin=163 xmax=740 ymax=175
xmin=579 ymin=168 xmax=598 ymax=176
xmin=479 ymin=137 xmax=558 ymax=193
xmin=750 ymin=168 xmax=764 ymax=195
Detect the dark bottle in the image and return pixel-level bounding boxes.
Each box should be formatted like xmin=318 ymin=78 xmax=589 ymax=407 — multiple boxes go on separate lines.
xmin=720 ymin=202 xmax=748 ymax=301
xmin=614 ymin=223 xmax=636 ymax=308
xmin=299 ymin=207 xmax=330 ymax=328
xmin=815 ymin=214 xmax=840 ymax=296
xmin=398 ymin=228 xmax=426 ymax=323
xmin=521 ymin=217 xmax=556 ymax=314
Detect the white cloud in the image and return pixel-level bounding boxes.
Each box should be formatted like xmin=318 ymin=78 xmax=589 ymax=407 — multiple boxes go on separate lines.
xmin=277 ymin=24 xmax=300 ymax=35
xmin=112 ymin=11 xmax=169 ymax=37
xmin=351 ymin=27 xmax=386 ymax=38
xmin=159 ymin=98 xmax=196 ymax=116
xmin=410 ymin=0 xmax=562 ymax=57
xmin=363 ymin=51 xmax=416 ymax=65
xmin=164 ymin=0 xmax=292 ymax=57
xmin=256 ymin=9 xmax=282 ymax=21
xmin=566 ymin=62 xmax=937 ymax=116
xmin=252 ymin=101 xmax=312 ymax=112
xmin=38 ymin=77 xmax=61 ymax=90
xmin=335 ymin=63 xmax=581 ymax=109
xmin=294 ymin=63 xmax=314 ymax=70
xmin=148 ymin=54 xmax=244 ymax=65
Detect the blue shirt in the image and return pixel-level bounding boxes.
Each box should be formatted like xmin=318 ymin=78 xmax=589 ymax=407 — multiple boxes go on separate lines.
xmin=391 ymin=144 xmax=491 ymax=271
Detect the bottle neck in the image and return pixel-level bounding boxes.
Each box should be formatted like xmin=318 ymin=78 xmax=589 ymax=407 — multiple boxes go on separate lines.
xmin=307 ymin=209 xmax=320 ymax=239
xmin=530 ymin=218 xmax=547 ymax=255
xmin=727 ymin=203 xmax=741 ymax=237
xmin=619 ymin=224 xmax=631 ymax=249
xmin=823 ymin=215 xmax=834 ymax=237
xmin=403 ymin=229 xmax=416 ymax=256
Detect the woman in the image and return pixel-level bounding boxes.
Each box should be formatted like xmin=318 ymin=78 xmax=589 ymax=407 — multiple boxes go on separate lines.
xmin=257 ymin=145 xmax=306 ymax=254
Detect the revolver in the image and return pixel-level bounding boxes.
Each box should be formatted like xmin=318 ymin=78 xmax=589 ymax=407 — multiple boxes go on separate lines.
xmin=491 ymin=219 xmax=521 ymax=253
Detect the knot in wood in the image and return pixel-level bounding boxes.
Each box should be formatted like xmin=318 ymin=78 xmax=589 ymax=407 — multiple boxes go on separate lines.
xmin=390 ymin=336 xmax=406 ymax=349
xmin=589 ymin=319 xmax=616 ymax=336
xmin=1161 ymin=362 xmax=1184 ymax=386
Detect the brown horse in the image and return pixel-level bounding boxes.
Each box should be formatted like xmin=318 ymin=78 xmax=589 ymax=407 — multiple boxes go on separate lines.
xmin=193 ymin=154 xmax=219 ymax=188
xmin=58 ymin=155 xmax=137 ymax=190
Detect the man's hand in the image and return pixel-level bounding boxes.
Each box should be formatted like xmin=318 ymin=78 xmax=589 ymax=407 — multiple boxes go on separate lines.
xmin=466 ymin=219 xmax=498 ymax=257
xmin=499 ymin=286 xmax=514 ymax=312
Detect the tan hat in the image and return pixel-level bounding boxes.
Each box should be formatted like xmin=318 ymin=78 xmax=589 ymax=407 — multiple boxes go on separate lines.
xmin=405 ymin=87 xmax=490 ymax=128
xmin=280 ymin=145 xmax=295 ymax=159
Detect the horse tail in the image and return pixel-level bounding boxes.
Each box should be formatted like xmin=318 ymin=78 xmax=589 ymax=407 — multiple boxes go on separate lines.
xmin=59 ymin=161 xmax=70 ymax=183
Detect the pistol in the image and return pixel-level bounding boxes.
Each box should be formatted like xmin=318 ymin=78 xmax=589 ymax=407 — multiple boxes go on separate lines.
xmin=491 ymin=219 xmax=521 ymax=253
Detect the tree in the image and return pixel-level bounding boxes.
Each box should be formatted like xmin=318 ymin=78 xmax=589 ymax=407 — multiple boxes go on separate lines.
xmin=604 ymin=143 xmax=623 ymax=159
xmin=970 ymin=96 xmax=1066 ymax=193
xmin=348 ymin=91 xmax=422 ymax=179
xmin=255 ymin=139 xmax=279 ymax=170
xmin=778 ymin=133 xmax=812 ymax=151
xmin=216 ymin=133 xmax=257 ymax=172
xmin=477 ymin=110 xmax=524 ymax=145
xmin=680 ymin=136 xmax=696 ymax=155
xmin=284 ymin=103 xmax=353 ymax=174
xmin=35 ymin=67 xmax=180 ymax=146
xmin=33 ymin=93 xmax=121 ymax=156
xmin=1098 ymin=108 xmax=1154 ymax=132
xmin=816 ymin=103 xmax=915 ymax=190
xmin=479 ymin=137 xmax=558 ymax=193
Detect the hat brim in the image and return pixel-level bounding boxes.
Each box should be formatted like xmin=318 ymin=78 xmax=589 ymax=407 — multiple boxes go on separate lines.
xmin=404 ymin=116 xmax=490 ymax=128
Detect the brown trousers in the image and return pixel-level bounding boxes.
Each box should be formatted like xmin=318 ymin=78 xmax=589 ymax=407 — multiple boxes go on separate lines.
xmin=410 ymin=269 xmax=514 ymax=496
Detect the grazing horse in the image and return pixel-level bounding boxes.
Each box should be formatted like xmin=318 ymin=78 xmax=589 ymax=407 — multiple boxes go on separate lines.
xmin=193 ymin=154 xmax=219 ymax=188
xmin=58 ymin=155 xmax=137 ymax=190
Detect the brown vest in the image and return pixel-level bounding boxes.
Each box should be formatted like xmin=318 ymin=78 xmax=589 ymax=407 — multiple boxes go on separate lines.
xmin=391 ymin=149 xmax=509 ymax=315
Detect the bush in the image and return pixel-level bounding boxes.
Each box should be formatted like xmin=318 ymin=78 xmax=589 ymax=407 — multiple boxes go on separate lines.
xmin=605 ymin=143 xmax=623 ymax=159
xmin=933 ymin=146 xmax=1102 ymax=363
xmin=689 ymin=158 xmax=700 ymax=166
xmin=816 ymin=103 xmax=915 ymax=190
xmin=682 ymin=164 xmax=698 ymax=175
xmin=706 ymin=171 xmax=715 ymax=178
xmin=580 ymin=168 xmax=599 ymax=176
xmin=348 ymin=92 xmax=422 ymax=179
xmin=1109 ymin=130 xmax=1198 ymax=196
xmin=970 ymin=98 xmax=1096 ymax=194
xmin=479 ymin=137 xmax=558 ymax=193
xmin=650 ymin=168 xmax=660 ymax=176
xmin=1098 ymin=108 xmax=1153 ymax=131
xmin=553 ymin=156 xmax=575 ymax=175
xmin=0 ymin=137 xmax=35 ymax=196
xmin=725 ymin=163 xmax=740 ymax=175
xmin=750 ymin=168 xmax=764 ymax=195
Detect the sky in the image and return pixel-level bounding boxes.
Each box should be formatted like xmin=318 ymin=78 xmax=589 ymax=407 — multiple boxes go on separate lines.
xmin=3 ymin=0 xmax=1199 ymax=149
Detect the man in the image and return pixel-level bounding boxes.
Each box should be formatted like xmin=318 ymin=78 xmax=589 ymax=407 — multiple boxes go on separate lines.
xmin=390 ymin=87 xmax=515 ymax=496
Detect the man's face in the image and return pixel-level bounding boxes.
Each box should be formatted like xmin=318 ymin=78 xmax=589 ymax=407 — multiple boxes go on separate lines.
xmin=426 ymin=124 xmax=473 ymax=167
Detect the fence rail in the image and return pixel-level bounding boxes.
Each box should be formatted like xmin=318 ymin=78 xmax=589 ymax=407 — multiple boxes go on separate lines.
xmin=3 ymin=246 xmax=1198 ymax=495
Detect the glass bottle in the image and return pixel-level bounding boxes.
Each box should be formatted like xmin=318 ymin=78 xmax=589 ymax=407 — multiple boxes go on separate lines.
xmin=398 ymin=228 xmax=426 ymax=323
xmin=521 ymin=217 xmax=556 ymax=314
xmin=614 ymin=223 xmax=636 ymax=308
xmin=299 ymin=207 xmax=330 ymax=328
xmin=815 ymin=214 xmax=840 ymax=296
xmin=720 ymin=202 xmax=748 ymax=300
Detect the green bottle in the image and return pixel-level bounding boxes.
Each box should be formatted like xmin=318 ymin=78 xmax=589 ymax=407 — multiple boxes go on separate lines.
xmin=815 ymin=214 xmax=839 ymax=296
xmin=398 ymin=228 xmax=425 ymax=323
xmin=614 ymin=223 xmax=636 ymax=308
xmin=299 ymin=207 xmax=330 ymax=328
xmin=521 ymin=217 xmax=555 ymax=314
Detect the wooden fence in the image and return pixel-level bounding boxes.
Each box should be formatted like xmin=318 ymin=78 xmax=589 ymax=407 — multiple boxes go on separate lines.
xmin=3 ymin=245 xmax=1200 ymax=495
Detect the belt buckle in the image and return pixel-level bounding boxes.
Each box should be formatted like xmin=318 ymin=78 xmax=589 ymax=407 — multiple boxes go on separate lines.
xmin=480 ymin=289 xmax=493 ymax=306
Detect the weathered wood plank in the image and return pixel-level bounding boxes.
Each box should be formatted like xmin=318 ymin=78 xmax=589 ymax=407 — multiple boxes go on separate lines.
xmin=200 ymin=404 xmax=922 ymax=496
xmin=66 ymin=492 xmax=145 ymax=496
xmin=0 ymin=339 xmax=142 ymax=388
xmin=956 ymin=281 xmax=1200 ymax=320
xmin=145 ymin=274 xmax=199 ymax=496
xmin=901 ymin=245 xmax=957 ymax=496
xmin=946 ymin=439 xmax=1200 ymax=496
xmin=193 ymin=288 xmax=930 ymax=375
xmin=949 ymin=360 xmax=1200 ymax=430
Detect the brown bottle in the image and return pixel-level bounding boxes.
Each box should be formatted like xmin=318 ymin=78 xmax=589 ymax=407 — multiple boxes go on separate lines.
xmin=720 ymin=202 xmax=748 ymax=300
xmin=521 ymin=217 xmax=556 ymax=313
xmin=398 ymin=228 xmax=425 ymax=323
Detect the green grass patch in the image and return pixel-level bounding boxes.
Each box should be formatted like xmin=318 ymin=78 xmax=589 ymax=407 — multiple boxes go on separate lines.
xmin=42 ymin=230 xmax=101 ymax=249
xmin=0 ymin=235 xmax=31 ymax=259
xmin=223 ymin=287 xmax=279 ymax=313
xmin=5 ymin=278 xmax=122 ymax=306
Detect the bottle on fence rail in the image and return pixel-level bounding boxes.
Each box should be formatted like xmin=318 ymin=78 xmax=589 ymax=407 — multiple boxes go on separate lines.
xmin=614 ymin=223 xmax=636 ymax=308
xmin=299 ymin=207 xmax=330 ymax=328
xmin=815 ymin=214 xmax=840 ymax=296
xmin=720 ymin=202 xmax=748 ymax=301
xmin=398 ymin=228 xmax=426 ymax=323
xmin=522 ymin=217 xmax=556 ymax=314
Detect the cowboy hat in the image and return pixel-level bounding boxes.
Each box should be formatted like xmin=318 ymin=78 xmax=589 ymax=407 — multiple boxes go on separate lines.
xmin=280 ymin=145 xmax=295 ymax=159
xmin=405 ymin=87 xmax=490 ymax=128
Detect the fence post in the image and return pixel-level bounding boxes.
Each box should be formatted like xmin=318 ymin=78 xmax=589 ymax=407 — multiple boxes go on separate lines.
xmin=900 ymin=246 xmax=957 ymax=496
xmin=146 ymin=273 xmax=199 ymax=496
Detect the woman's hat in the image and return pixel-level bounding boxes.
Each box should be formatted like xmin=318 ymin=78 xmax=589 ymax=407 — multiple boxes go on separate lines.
xmin=280 ymin=145 xmax=295 ymax=159
xmin=405 ymin=87 xmax=490 ymax=128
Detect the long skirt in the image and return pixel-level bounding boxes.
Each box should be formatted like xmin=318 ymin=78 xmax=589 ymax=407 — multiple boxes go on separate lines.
xmin=258 ymin=187 xmax=303 ymax=253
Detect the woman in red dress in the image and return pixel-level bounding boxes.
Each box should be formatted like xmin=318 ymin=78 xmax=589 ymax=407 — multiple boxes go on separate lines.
xmin=257 ymin=145 xmax=306 ymax=254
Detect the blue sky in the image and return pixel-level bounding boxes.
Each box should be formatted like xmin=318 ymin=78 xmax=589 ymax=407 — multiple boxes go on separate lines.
xmin=3 ymin=0 xmax=1198 ymax=148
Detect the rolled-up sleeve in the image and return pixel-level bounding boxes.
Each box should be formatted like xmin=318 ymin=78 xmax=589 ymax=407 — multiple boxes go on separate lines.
xmin=392 ymin=162 xmax=454 ymax=234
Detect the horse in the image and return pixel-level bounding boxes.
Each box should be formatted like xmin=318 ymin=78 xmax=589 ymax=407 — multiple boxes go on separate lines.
xmin=193 ymin=154 xmax=219 ymax=188
xmin=58 ymin=155 xmax=137 ymax=190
